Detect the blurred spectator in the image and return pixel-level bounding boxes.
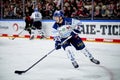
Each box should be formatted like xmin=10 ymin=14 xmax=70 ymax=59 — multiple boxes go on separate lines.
xmin=94 ymin=6 xmax=101 ymax=17
xmin=76 ymin=6 xmax=90 ymax=18
xmin=116 ymin=5 xmax=120 ymax=17
xmin=71 ymin=6 xmax=78 ymax=18
xmin=64 ymin=6 xmax=72 ymax=17
xmin=25 ymin=1 xmax=34 ymax=16
xmin=3 ymin=0 xmax=23 ymax=19
xmin=76 ymin=0 xmax=84 ymax=9
xmin=101 ymin=5 xmax=107 ymax=18
xmin=0 ymin=1 xmax=2 ymax=19
xmin=1 ymin=0 xmax=120 ymax=19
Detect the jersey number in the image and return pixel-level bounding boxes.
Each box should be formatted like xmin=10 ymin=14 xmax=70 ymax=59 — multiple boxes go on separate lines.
xmin=35 ymin=13 xmax=39 ymax=18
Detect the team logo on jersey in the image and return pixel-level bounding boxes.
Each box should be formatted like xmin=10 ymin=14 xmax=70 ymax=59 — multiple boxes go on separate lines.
xmin=61 ymin=26 xmax=71 ymax=32
xmin=58 ymin=25 xmax=72 ymax=38
xmin=66 ymin=26 xmax=70 ymax=29
xmin=62 ymin=28 xmax=65 ymax=31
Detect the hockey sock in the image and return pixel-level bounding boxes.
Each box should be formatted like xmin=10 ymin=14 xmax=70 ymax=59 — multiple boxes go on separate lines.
xmin=65 ymin=46 xmax=79 ymax=68
xmin=80 ymin=47 xmax=93 ymax=59
xmin=81 ymin=47 xmax=100 ymax=64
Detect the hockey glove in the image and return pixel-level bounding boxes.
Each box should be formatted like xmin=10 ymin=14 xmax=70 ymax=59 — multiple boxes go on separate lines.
xmin=55 ymin=41 xmax=61 ymax=50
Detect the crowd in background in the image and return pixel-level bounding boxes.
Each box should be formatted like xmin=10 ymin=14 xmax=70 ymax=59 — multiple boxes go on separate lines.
xmin=0 ymin=0 xmax=120 ymax=19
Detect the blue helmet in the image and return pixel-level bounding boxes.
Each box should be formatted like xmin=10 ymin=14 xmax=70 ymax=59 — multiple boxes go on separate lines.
xmin=34 ymin=8 xmax=38 ymax=12
xmin=53 ymin=10 xmax=64 ymax=17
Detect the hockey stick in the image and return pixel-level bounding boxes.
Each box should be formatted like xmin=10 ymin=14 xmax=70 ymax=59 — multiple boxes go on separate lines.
xmin=9 ymin=29 xmax=25 ymax=40
xmin=15 ymin=48 xmax=56 ymax=75
xmin=14 ymin=36 xmax=72 ymax=75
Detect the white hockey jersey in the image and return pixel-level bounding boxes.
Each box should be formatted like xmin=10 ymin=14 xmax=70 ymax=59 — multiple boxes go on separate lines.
xmin=30 ymin=11 xmax=42 ymax=21
xmin=52 ymin=18 xmax=81 ymax=39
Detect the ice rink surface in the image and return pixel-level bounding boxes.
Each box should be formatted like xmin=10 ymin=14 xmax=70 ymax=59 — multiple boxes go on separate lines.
xmin=0 ymin=37 xmax=120 ymax=80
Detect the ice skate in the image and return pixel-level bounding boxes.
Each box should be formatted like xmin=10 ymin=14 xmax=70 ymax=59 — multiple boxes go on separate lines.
xmin=40 ymin=35 xmax=45 ymax=39
xmin=30 ymin=35 xmax=34 ymax=40
xmin=72 ymin=61 xmax=79 ymax=68
xmin=90 ymin=58 xmax=100 ymax=65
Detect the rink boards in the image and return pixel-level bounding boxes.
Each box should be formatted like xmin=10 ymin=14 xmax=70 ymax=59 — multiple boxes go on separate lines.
xmin=0 ymin=20 xmax=120 ymax=43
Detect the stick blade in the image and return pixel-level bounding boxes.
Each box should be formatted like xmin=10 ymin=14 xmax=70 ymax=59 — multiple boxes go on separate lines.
xmin=14 ymin=70 xmax=26 ymax=75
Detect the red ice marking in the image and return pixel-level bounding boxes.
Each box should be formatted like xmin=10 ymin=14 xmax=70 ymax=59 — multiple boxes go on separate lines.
xmin=0 ymin=34 xmax=120 ymax=44
xmin=2 ymin=34 xmax=8 ymax=37
xmin=76 ymin=64 xmax=114 ymax=80
xmin=13 ymin=34 xmax=19 ymax=37
xmin=50 ymin=36 xmax=54 ymax=39
xmin=113 ymin=39 xmax=120 ymax=43
xmin=81 ymin=38 xmax=87 ymax=41
xmin=24 ymin=35 xmax=30 ymax=38
xmin=37 ymin=35 xmax=41 ymax=38
xmin=95 ymin=38 xmax=104 ymax=42
xmin=99 ymin=65 xmax=114 ymax=80
xmin=81 ymin=64 xmax=114 ymax=80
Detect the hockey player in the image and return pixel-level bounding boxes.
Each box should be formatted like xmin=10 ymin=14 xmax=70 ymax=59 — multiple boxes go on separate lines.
xmin=52 ymin=10 xmax=100 ymax=68
xmin=24 ymin=12 xmax=33 ymax=35
xmin=30 ymin=7 xmax=44 ymax=40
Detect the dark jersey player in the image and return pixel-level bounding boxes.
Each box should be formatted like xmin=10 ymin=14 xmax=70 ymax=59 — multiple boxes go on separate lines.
xmin=52 ymin=10 xmax=100 ymax=68
xmin=24 ymin=12 xmax=33 ymax=35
